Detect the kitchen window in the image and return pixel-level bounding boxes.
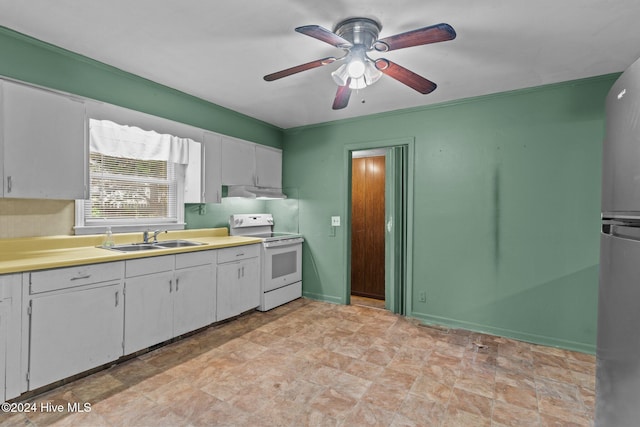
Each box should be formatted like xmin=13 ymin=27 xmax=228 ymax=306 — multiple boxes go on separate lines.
xmin=75 ymin=119 xmax=192 ymax=234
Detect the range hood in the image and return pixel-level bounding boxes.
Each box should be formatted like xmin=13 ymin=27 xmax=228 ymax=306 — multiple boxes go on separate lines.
xmin=225 ymin=185 xmax=287 ymax=200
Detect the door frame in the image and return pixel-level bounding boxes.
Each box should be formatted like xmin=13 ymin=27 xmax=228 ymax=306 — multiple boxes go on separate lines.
xmin=343 ymin=137 xmax=415 ymax=315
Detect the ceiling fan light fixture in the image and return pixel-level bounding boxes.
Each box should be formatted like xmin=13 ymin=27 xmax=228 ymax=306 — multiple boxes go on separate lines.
xmin=331 ymin=64 xmax=350 ymax=87
xmin=347 ymin=58 xmax=366 ymax=78
xmin=332 ymin=58 xmax=382 ymax=89
xmin=363 ymin=61 xmax=382 ymax=85
xmin=349 ymin=76 xmax=367 ymax=90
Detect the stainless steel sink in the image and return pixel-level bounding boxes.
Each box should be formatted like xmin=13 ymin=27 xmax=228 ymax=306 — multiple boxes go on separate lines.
xmin=104 ymin=240 xmax=204 ymax=252
xmin=153 ymin=240 xmax=204 ymax=248
xmin=107 ymin=244 xmax=161 ymax=252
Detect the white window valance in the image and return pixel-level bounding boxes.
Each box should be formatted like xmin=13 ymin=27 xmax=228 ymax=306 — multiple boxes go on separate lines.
xmin=89 ymin=119 xmax=190 ymax=164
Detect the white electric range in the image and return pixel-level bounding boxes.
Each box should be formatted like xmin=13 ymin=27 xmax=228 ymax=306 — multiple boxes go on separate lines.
xmin=229 ymin=214 xmax=303 ymax=311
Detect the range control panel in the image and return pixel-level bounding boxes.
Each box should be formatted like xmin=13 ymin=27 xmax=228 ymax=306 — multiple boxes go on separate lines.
xmin=229 ymin=213 xmax=274 ymax=229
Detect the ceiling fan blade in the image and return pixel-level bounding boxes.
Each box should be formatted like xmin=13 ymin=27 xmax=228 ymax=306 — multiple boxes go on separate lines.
xmin=296 ymin=25 xmax=353 ymax=49
xmin=374 ymin=59 xmax=437 ymax=94
xmin=332 ymin=81 xmax=352 ymax=110
xmin=373 ymin=23 xmax=456 ymax=52
xmin=264 ymin=57 xmax=337 ymax=81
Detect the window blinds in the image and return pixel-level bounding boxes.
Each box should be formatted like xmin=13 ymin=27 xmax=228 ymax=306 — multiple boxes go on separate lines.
xmin=87 ymin=152 xmax=178 ymax=221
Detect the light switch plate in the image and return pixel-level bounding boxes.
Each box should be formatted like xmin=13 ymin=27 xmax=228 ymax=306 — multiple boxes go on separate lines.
xmin=331 ymin=216 xmax=341 ymax=227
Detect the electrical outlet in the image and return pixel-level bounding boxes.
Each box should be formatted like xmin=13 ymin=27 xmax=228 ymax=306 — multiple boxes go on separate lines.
xmin=418 ymin=292 xmax=427 ymax=302
xmin=331 ymin=216 xmax=341 ymax=227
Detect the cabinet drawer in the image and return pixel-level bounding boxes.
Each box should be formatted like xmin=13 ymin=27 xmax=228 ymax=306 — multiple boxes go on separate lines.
xmin=28 ymin=262 xmax=124 ymax=294
xmin=217 ymin=244 xmax=260 ymax=264
xmin=175 ymin=250 xmax=214 ymax=270
xmin=126 ymin=256 xmax=174 ymax=278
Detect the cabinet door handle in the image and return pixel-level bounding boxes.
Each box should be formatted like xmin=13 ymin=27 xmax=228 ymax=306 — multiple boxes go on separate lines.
xmin=176 ymin=278 xmax=179 ymax=292
xmin=169 ymin=279 xmax=173 ymax=293
xmin=238 ymin=268 xmax=241 ymax=279
xmin=242 ymin=266 xmax=245 ymax=277
xmin=7 ymin=176 xmax=12 ymax=193
xmin=70 ymin=274 xmax=91 ymax=281
xmin=115 ymin=291 xmax=119 ymax=307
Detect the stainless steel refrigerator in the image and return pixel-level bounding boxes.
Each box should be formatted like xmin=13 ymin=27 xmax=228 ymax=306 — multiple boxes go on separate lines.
xmin=597 ymin=56 xmax=640 ymax=426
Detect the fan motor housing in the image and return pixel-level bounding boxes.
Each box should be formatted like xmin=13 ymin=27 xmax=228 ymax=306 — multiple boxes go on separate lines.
xmin=334 ymin=18 xmax=381 ymax=50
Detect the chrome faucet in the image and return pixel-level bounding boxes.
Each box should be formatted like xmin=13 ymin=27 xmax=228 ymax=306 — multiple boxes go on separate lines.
xmin=142 ymin=229 xmax=167 ymax=244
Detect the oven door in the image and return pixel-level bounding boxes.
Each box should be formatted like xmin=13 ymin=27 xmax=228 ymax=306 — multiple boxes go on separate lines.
xmin=263 ymin=240 xmax=302 ymax=292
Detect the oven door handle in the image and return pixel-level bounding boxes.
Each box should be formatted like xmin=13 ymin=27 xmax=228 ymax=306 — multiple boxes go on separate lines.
xmin=263 ymin=238 xmax=304 ymax=248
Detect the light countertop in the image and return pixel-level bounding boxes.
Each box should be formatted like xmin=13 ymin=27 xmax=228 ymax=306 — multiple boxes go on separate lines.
xmin=0 ymin=228 xmax=262 ymax=274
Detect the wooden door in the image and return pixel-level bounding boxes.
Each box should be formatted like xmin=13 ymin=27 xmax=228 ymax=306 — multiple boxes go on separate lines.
xmin=351 ymin=156 xmax=386 ymax=299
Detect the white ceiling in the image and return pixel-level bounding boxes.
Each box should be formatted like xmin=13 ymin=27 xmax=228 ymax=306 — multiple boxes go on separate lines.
xmin=1 ymin=1 xmax=640 ymax=129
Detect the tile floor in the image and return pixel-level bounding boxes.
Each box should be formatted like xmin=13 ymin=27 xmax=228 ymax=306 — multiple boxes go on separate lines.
xmin=350 ymin=295 xmax=386 ymax=310
xmin=0 ymin=298 xmax=595 ymax=427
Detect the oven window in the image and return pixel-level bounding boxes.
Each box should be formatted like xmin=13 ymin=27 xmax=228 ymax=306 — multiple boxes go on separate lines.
xmin=272 ymin=251 xmax=297 ymax=279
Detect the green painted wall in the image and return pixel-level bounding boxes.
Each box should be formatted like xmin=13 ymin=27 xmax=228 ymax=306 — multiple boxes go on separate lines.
xmin=0 ymin=26 xmax=282 ymax=148
xmin=284 ymin=75 xmax=617 ymax=353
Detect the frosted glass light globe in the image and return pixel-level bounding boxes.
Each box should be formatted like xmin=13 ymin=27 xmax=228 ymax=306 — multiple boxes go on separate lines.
xmin=347 ymin=60 xmax=366 ymax=78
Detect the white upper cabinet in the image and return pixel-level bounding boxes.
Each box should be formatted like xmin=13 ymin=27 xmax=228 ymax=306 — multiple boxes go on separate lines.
xmin=221 ymin=136 xmax=282 ymax=188
xmin=255 ymin=145 xmax=282 ymax=188
xmin=1 ymin=80 xmax=87 ymax=200
xmin=202 ymin=132 xmax=222 ymax=203
xmin=221 ymin=136 xmax=256 ymax=186
xmin=184 ymin=132 xmax=222 ymax=204
xmin=184 ymin=139 xmax=203 ymax=203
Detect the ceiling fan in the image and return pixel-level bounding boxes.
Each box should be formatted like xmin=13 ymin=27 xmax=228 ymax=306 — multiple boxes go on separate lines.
xmin=263 ymin=18 xmax=456 ymax=110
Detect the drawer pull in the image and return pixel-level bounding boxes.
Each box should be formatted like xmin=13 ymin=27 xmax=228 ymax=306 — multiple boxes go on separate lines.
xmin=70 ymin=274 xmax=91 ymax=281
xmin=236 ymin=253 xmax=245 ymax=257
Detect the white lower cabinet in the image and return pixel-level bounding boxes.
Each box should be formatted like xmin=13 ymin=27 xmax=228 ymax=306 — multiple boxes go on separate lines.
xmin=25 ymin=263 xmax=125 ymax=391
xmin=173 ymin=262 xmax=216 ymax=336
xmin=124 ymin=252 xmax=215 ymax=354
xmin=1 ymin=273 xmax=21 ymax=401
xmin=5 ymin=244 xmax=258 ymax=400
xmin=216 ymin=244 xmax=260 ymax=321
xmin=124 ymin=259 xmax=174 ymax=354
